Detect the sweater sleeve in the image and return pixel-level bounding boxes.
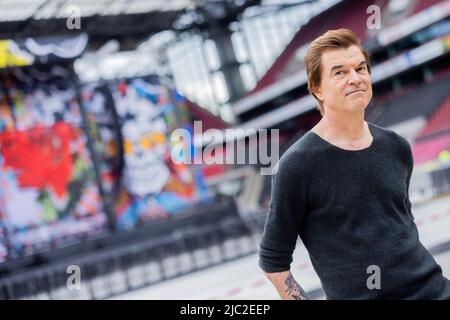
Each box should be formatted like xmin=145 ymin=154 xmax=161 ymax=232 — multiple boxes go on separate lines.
xmin=394 ymin=133 xmax=414 ymax=220
xmin=258 ymin=152 xmax=306 ymax=273
xmin=403 ymin=138 xmax=414 ymax=220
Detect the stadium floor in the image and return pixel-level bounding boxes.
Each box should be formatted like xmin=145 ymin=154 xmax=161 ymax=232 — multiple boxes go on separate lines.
xmin=111 ymin=194 xmax=450 ymax=300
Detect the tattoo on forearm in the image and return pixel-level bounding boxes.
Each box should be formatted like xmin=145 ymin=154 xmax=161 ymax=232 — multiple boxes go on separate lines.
xmin=284 ymin=274 xmax=308 ymax=300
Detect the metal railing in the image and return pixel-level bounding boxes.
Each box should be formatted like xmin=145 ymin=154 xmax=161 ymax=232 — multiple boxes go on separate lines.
xmin=0 ymin=213 xmax=261 ymax=300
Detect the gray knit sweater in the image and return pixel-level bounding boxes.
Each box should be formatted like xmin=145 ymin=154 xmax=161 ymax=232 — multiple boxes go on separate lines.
xmin=259 ymin=122 xmax=450 ymax=299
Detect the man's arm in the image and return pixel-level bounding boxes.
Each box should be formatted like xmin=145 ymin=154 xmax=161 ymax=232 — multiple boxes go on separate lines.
xmin=265 ymin=270 xmax=308 ymax=300
xmin=259 ymin=153 xmax=308 ymax=299
xmin=397 ymin=133 xmax=415 ymax=220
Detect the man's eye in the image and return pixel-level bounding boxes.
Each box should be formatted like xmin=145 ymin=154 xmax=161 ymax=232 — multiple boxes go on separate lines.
xmin=357 ymin=67 xmax=367 ymax=72
xmin=334 ymin=71 xmax=343 ymax=76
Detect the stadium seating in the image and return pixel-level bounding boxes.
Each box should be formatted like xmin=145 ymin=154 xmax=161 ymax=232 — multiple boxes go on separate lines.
xmin=367 ymin=74 xmax=450 ymax=127
xmin=411 ymin=132 xmax=450 ymax=164
xmin=416 ymin=95 xmax=450 ymax=140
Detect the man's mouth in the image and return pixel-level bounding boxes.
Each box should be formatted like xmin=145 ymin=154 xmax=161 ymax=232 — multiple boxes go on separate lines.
xmin=346 ymin=89 xmax=365 ymax=96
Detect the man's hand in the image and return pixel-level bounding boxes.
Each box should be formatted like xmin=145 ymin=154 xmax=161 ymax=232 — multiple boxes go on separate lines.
xmin=264 ymin=270 xmax=308 ymax=300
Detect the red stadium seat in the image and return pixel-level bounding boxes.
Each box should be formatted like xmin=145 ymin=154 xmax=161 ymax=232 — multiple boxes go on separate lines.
xmin=417 ymin=95 xmax=450 ymax=140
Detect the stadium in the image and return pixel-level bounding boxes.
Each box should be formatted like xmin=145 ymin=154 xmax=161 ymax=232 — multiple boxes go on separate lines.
xmin=0 ymin=0 xmax=449 ymax=300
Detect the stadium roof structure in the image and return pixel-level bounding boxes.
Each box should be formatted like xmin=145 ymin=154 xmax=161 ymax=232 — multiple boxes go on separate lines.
xmin=0 ymin=0 xmax=261 ymax=49
xmin=245 ymin=0 xmax=444 ymax=97
xmin=229 ymin=0 xmax=449 ymax=126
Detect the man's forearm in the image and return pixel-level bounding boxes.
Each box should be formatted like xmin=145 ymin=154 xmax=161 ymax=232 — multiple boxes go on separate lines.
xmin=264 ymin=270 xmax=308 ymax=300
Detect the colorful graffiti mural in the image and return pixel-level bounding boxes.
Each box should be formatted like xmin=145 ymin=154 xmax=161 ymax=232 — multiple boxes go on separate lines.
xmin=83 ymin=78 xmax=211 ymax=231
xmin=0 ymin=66 xmax=212 ymax=262
xmin=0 ymin=70 xmax=107 ymax=260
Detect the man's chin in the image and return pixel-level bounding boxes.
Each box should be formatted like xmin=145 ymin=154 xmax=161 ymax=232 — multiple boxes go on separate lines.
xmin=345 ymin=101 xmax=369 ymax=112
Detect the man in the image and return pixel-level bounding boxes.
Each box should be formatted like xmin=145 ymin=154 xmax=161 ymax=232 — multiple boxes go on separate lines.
xmin=258 ymin=28 xmax=450 ymax=300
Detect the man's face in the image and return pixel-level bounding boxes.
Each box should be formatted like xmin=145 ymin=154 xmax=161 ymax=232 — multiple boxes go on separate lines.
xmin=315 ymin=45 xmax=372 ymax=114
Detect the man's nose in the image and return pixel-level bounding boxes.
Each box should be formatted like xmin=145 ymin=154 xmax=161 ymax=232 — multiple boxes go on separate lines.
xmin=348 ymin=69 xmax=362 ymax=85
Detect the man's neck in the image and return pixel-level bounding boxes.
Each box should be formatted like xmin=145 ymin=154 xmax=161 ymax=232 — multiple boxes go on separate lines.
xmin=312 ymin=111 xmax=371 ymax=146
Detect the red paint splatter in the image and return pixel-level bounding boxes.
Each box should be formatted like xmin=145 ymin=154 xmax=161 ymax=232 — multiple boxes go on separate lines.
xmin=251 ymin=279 xmax=266 ymax=288
xmin=298 ymin=262 xmax=311 ymax=270
xmin=226 ymin=287 xmax=242 ymax=297
xmin=431 ymin=214 xmax=440 ymax=221
xmin=0 ymin=122 xmax=77 ymax=198
xmin=118 ymin=81 xmax=127 ymax=97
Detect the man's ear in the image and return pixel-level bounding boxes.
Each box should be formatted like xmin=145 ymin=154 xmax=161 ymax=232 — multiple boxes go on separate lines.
xmin=312 ymin=86 xmax=324 ymax=102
